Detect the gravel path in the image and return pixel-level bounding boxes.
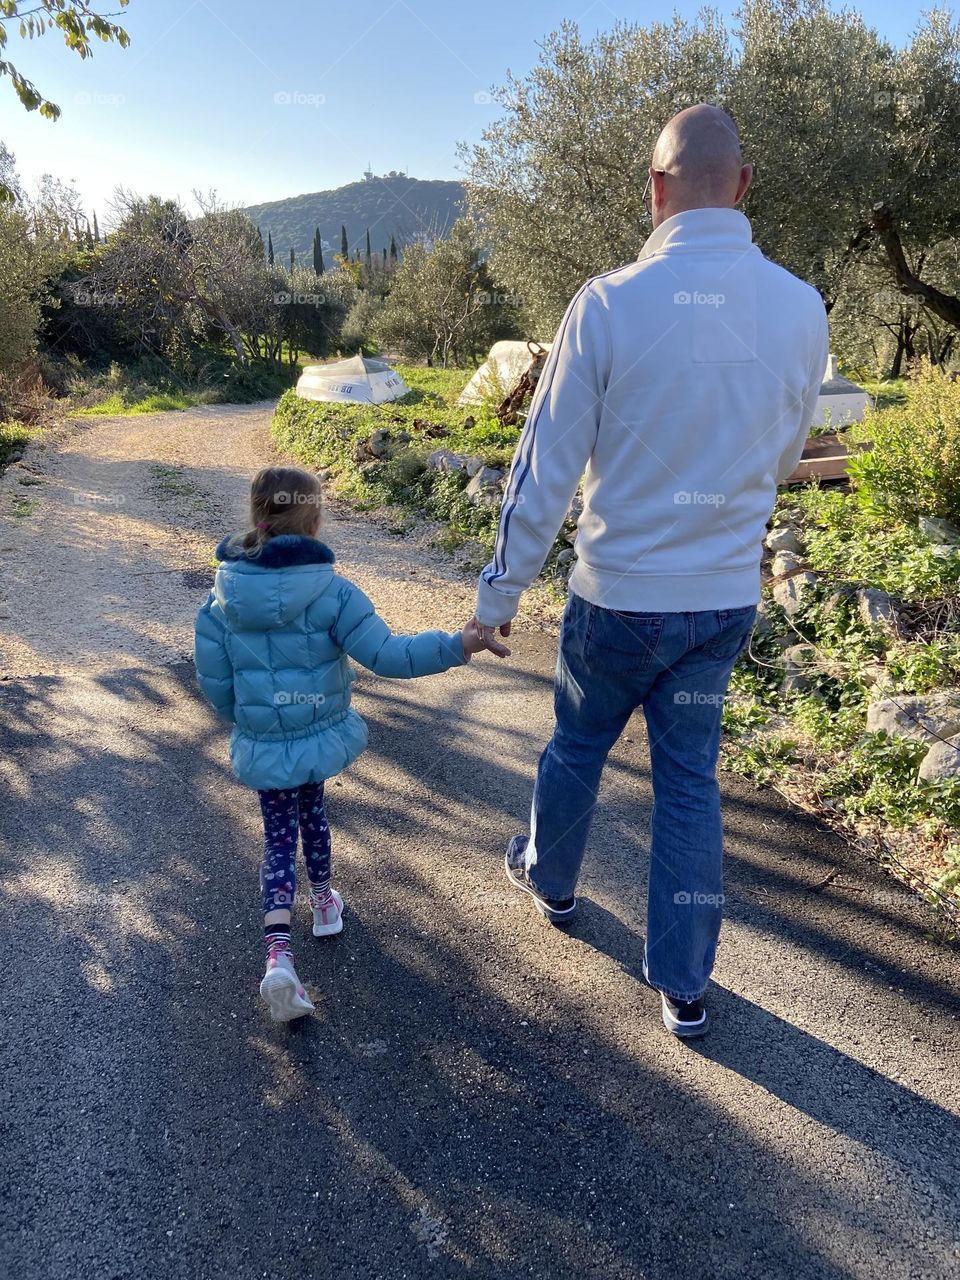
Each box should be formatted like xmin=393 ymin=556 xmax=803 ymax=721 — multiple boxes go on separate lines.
xmin=1 ymin=405 xmax=958 ymax=1280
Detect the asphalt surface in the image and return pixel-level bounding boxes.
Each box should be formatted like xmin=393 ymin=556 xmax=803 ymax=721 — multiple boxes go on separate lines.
xmin=1 ymin=409 xmax=959 ymax=1279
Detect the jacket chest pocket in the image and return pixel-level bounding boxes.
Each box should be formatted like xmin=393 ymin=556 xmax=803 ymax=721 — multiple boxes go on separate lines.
xmin=584 ymin=606 xmax=664 ymax=675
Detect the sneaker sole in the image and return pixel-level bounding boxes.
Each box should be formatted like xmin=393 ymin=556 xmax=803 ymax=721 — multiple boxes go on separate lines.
xmin=311 ymin=890 xmax=344 ymax=938
xmin=259 ymin=968 xmax=314 ymax=1022
xmin=642 ymin=959 xmax=709 ymax=1038
xmin=660 ymin=998 xmax=710 ymax=1038
xmin=504 ymin=850 xmax=577 ymax=925
xmin=312 ymin=916 xmax=344 ymax=938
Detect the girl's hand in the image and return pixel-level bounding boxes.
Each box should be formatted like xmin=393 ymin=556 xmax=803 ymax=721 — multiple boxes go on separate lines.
xmin=461 ymin=617 xmax=512 ymax=659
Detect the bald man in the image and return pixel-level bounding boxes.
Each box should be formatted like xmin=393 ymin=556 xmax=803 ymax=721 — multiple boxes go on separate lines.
xmin=473 ymin=105 xmax=828 ymax=1037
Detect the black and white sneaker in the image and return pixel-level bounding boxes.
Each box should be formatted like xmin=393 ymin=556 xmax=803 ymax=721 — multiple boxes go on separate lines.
xmin=642 ymin=957 xmax=709 ymax=1038
xmin=504 ymin=835 xmax=577 ymax=925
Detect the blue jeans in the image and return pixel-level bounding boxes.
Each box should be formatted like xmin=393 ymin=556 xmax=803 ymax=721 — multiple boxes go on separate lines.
xmin=525 ymin=593 xmax=756 ymax=1002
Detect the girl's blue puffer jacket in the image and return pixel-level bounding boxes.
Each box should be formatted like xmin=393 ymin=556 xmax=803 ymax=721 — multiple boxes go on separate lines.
xmin=195 ymin=534 xmax=466 ymax=791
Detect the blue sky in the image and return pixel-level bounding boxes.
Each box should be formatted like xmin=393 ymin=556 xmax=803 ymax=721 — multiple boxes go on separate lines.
xmin=0 ymin=0 xmax=932 ymax=221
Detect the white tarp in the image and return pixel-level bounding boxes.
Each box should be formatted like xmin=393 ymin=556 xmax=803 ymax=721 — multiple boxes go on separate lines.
xmin=296 ymin=356 xmax=409 ymax=405
xmin=457 ymin=340 xmax=552 ymax=406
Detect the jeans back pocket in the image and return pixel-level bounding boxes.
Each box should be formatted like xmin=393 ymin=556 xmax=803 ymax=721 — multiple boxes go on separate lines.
xmin=701 ymin=605 xmax=757 ymax=661
xmin=585 ymin=606 xmax=665 ymax=675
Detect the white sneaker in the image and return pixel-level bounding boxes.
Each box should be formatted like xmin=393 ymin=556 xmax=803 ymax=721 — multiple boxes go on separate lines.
xmin=259 ymin=950 xmax=314 ymax=1022
xmin=311 ymin=888 xmax=344 ymax=937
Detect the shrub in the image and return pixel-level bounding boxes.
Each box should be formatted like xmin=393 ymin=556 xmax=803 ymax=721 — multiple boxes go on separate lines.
xmin=790 ymin=484 xmax=960 ymax=599
xmin=848 ymin=362 xmax=960 ymax=523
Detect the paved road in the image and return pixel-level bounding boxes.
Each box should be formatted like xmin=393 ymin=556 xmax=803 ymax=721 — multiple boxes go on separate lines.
xmin=1 ymin=408 xmax=958 ymax=1279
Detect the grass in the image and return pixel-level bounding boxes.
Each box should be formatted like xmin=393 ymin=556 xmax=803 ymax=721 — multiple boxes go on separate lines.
xmin=72 ymin=389 xmax=208 ymax=416
xmin=859 ymin=378 xmax=910 ymax=411
xmin=150 ymin=463 xmax=198 ymax=499
xmin=0 ymin=421 xmax=34 ymax=469
xmin=723 ymin=382 xmax=960 ymax=921
xmin=64 ymin=356 xmax=298 ymax=417
xmin=272 ymin=362 xmax=576 ymax=574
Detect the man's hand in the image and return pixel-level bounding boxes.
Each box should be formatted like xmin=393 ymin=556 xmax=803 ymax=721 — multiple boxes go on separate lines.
xmin=461 ymin=617 xmax=513 ymax=659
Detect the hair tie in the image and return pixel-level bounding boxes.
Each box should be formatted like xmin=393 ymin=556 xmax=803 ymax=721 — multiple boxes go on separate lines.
xmin=256 ymin=520 xmax=271 ymax=532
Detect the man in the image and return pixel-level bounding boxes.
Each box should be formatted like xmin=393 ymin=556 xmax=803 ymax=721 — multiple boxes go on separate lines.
xmin=472 ymin=104 xmax=828 ymax=1038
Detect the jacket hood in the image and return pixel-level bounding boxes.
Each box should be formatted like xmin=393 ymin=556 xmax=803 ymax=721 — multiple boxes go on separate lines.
xmin=213 ymin=534 xmax=336 ymax=631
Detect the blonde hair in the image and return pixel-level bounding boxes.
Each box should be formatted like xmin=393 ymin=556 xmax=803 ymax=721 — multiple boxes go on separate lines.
xmin=236 ymin=466 xmax=323 ymax=554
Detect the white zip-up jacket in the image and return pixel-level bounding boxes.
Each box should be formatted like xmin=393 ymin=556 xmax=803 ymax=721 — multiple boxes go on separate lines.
xmin=475 ymin=207 xmax=829 ymax=625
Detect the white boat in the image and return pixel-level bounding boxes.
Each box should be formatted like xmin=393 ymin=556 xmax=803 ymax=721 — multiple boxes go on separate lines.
xmin=296 ymin=356 xmax=409 ymax=405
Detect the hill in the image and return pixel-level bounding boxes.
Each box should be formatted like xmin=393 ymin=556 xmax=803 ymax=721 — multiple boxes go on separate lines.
xmin=243 ymin=173 xmax=465 ymax=264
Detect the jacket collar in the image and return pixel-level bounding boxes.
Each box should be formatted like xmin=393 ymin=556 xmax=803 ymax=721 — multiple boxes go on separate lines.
xmin=215 ymin=534 xmax=336 ymax=569
xmin=637 ymin=207 xmax=755 ymax=261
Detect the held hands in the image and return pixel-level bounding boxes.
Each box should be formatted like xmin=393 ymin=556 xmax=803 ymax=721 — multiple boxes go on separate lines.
xmin=461 ymin=616 xmax=513 ymax=660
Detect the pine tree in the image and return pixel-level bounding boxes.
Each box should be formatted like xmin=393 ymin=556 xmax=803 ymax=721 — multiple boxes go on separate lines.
xmin=267 ymin=232 xmax=275 ymax=266
xmin=340 ymin=224 xmax=349 ymax=259
xmin=313 ymin=226 xmax=324 ymax=275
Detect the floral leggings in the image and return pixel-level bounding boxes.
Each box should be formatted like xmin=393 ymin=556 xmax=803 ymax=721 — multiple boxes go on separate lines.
xmin=257 ymin=783 xmax=332 ymax=915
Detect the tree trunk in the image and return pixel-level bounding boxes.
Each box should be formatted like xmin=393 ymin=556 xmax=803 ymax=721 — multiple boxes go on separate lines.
xmin=872 ymin=204 xmax=960 ymax=331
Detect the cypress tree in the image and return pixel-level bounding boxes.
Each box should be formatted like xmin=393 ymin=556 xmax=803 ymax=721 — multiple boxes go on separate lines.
xmin=290 ymin=246 xmax=295 ymax=271
xmin=92 ymin=210 xmax=100 ymax=244
xmin=267 ymin=232 xmax=274 ymax=265
xmin=340 ymin=224 xmax=349 ymax=259
xmin=256 ymin=226 xmax=264 ymax=257
xmin=313 ymin=226 xmax=324 ymax=275
xmin=389 ymin=234 xmax=398 ymax=263
xmin=365 ymin=228 xmax=372 ymax=266
xmin=382 ymin=247 xmax=387 ymax=267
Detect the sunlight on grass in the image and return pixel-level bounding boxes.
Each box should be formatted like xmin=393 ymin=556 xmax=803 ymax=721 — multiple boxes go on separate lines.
xmin=73 ymin=390 xmax=197 ymax=416
xmin=0 ymin=420 xmax=36 ymax=467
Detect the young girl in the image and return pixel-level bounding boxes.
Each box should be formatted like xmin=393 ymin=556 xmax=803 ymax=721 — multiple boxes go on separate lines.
xmin=195 ymin=465 xmax=498 ymax=1021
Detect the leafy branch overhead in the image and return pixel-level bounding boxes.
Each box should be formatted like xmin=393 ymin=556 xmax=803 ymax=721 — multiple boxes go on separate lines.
xmin=0 ymin=0 xmax=131 ymax=120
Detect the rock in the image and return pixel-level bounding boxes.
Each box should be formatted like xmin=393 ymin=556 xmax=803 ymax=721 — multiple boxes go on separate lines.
xmin=395 ymin=430 xmax=412 ymax=444
xmin=929 ymin=543 xmax=959 ymax=561
xmin=781 ymin=643 xmax=817 ymax=695
xmin=765 ymin=523 xmax=803 ymax=555
xmin=466 ymin=466 xmax=505 ymax=506
xmin=918 ymin=735 xmax=960 ymax=782
xmin=771 ymin=550 xmax=803 ymax=577
xmin=856 ymin=587 xmax=902 ymax=635
xmin=567 ymin=494 xmax=584 ymax=523
xmin=556 ymin=548 xmax=575 ymax=567
xmin=772 ymin=570 xmax=819 ymax=616
xmin=367 ymin=428 xmax=392 ymax=459
xmin=358 ymin=460 xmax=381 ymax=476
xmin=463 ymin=456 xmax=486 ymax=477
xmin=866 ymin=690 xmax=960 ymax=743
xmin=753 ymin=600 xmax=773 ymax=636
xmin=426 ymin=449 xmax=467 ymax=472
xmin=918 ymin=515 xmax=960 ymax=545
xmin=822 ymin=583 xmax=858 ymax=614
xmin=462 ymin=416 xmax=476 ymax=430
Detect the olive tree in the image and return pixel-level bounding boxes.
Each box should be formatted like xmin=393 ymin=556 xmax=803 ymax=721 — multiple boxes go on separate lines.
xmin=374 ymin=218 xmax=519 ymax=366
xmin=461 ymin=16 xmax=731 ymax=333
xmin=462 ymin=2 xmax=960 ymax=353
